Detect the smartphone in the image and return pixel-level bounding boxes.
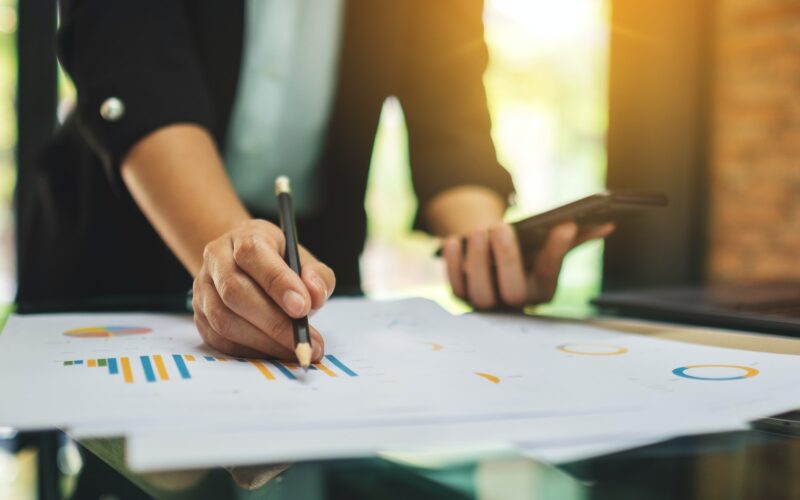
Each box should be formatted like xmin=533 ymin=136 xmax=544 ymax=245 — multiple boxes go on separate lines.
xmin=513 ymin=190 xmax=668 ymax=251
xmin=436 ymin=190 xmax=668 ymax=256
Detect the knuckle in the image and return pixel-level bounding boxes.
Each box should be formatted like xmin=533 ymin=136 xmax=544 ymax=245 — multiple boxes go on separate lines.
xmin=202 ymin=242 xmax=215 ymax=263
xmin=192 ymin=294 xmax=201 ymax=313
xmin=205 ymin=305 xmax=232 ymax=336
xmin=232 ymin=235 xmax=259 ymax=264
xmin=217 ymin=275 xmax=245 ymax=306
xmin=263 ymin=313 xmax=287 ymax=339
xmin=264 ymin=266 xmax=292 ymax=295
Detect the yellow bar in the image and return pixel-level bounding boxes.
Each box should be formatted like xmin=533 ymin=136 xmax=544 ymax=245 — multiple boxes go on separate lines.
xmin=153 ymin=355 xmax=170 ymax=381
xmin=121 ymin=357 xmax=134 ymax=384
xmin=249 ymin=360 xmax=275 ymax=380
xmin=284 ymin=362 xmax=299 ymax=369
xmin=474 ymin=372 xmax=501 ymax=384
xmin=313 ymin=363 xmax=337 ymax=378
xmin=215 ymin=356 xmax=228 ymax=362
xmin=183 ymin=354 xmax=196 ymax=362
xmin=87 ymin=359 xmax=97 ymax=368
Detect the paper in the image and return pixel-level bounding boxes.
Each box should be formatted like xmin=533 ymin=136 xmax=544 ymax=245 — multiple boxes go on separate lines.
xmin=0 ymin=299 xmax=647 ymax=431
xmin=0 ymin=298 xmax=799 ymax=471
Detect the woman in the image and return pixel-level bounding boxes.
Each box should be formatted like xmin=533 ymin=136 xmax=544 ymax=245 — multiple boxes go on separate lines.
xmin=18 ymin=0 xmax=612 ymax=361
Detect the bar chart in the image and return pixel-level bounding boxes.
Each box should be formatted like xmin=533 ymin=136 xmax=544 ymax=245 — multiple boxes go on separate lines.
xmin=63 ymin=353 xmax=359 ymax=384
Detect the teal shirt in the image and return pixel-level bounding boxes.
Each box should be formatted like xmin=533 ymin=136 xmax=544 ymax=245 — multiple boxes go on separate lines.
xmin=225 ymin=0 xmax=345 ymax=216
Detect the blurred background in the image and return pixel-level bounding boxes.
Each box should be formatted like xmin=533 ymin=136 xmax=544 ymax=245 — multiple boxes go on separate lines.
xmin=0 ymin=0 xmax=611 ymax=309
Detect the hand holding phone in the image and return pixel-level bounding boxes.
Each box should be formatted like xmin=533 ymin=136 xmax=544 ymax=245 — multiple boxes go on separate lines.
xmin=436 ymin=190 xmax=668 ymax=257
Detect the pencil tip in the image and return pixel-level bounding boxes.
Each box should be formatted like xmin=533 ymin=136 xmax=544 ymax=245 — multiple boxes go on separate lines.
xmin=295 ymin=342 xmax=312 ymax=370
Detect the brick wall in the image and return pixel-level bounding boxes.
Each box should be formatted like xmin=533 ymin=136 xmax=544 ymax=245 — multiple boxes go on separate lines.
xmin=709 ymin=0 xmax=800 ymax=282
xmin=708 ymin=0 xmax=800 ymax=283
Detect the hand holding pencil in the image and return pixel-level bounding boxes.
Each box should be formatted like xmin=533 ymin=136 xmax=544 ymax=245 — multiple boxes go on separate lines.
xmin=190 ymin=183 xmax=335 ymax=363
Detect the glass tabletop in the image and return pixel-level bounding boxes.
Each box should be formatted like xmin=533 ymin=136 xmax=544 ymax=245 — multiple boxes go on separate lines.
xmin=67 ymin=427 xmax=799 ymax=499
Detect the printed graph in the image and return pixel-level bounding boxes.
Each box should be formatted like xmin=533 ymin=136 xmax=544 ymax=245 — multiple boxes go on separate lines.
xmin=474 ymin=372 xmax=501 ymax=384
xmin=672 ymin=364 xmax=759 ymax=381
xmin=63 ymin=354 xmax=358 ymax=384
xmin=557 ymin=344 xmax=628 ymax=356
xmin=64 ymin=326 xmax=152 ymax=338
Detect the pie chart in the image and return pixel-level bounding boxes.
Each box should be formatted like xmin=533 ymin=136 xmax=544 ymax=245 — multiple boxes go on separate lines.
xmin=64 ymin=326 xmax=152 ymax=338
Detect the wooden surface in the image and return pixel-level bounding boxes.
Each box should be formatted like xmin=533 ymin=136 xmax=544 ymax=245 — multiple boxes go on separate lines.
xmin=588 ymin=315 xmax=800 ymax=355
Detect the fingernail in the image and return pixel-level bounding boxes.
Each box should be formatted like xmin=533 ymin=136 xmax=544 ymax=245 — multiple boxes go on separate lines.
xmin=313 ymin=276 xmax=328 ymax=299
xmin=283 ymin=290 xmax=307 ymax=316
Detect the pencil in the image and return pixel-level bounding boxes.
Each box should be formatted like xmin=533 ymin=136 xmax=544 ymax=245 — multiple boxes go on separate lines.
xmin=275 ymin=176 xmax=312 ymax=370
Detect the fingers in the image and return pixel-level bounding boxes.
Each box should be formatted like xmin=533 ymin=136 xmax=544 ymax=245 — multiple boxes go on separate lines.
xmin=528 ymin=222 xmax=577 ymax=303
xmin=443 ymin=220 xmax=616 ymax=309
xmin=308 ymin=326 xmax=325 ymax=362
xmin=194 ymin=278 xmax=325 ymax=361
xmin=193 ymin=219 xmax=334 ymax=363
xmin=464 ymin=230 xmax=496 ymax=309
xmin=194 ymin=310 xmax=271 ymax=359
xmin=489 ymin=224 xmax=527 ymax=307
xmin=299 ymin=247 xmax=336 ymax=310
xmin=195 ymin=278 xmax=296 ymax=357
xmin=442 ymin=237 xmax=466 ymax=300
xmin=229 ymin=221 xmax=311 ymax=318
xmin=574 ymin=223 xmax=615 ymax=247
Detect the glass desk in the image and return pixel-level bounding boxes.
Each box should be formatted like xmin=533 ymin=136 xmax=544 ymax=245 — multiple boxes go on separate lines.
xmin=68 ymin=427 xmax=800 ymax=499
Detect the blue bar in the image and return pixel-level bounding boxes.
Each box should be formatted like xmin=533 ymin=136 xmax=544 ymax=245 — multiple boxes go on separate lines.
xmin=172 ymin=354 xmax=191 ymax=379
xmin=108 ymin=358 xmax=119 ymax=375
xmin=74 ymin=360 xmax=84 ymax=365
xmin=236 ymin=358 xmax=247 ymax=362
xmin=270 ymin=361 xmax=296 ymax=380
xmin=325 ymin=355 xmax=358 ymax=377
xmin=203 ymin=356 xmax=215 ymax=362
xmin=140 ymin=356 xmax=156 ymax=382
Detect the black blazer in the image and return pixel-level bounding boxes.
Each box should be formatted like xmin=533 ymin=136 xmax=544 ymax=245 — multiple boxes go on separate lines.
xmin=16 ymin=0 xmax=513 ymax=309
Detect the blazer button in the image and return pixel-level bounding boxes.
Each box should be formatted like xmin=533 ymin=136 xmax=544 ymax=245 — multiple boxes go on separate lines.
xmin=100 ymin=97 xmax=125 ymax=122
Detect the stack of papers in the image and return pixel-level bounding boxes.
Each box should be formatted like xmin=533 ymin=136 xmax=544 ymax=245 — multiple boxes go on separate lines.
xmin=0 ymin=298 xmax=798 ymax=472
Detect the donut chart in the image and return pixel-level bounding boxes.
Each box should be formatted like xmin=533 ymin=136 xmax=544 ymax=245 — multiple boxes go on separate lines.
xmin=557 ymin=344 xmax=629 ymax=356
xmin=64 ymin=326 xmax=153 ymax=338
xmin=672 ymin=364 xmax=759 ymax=381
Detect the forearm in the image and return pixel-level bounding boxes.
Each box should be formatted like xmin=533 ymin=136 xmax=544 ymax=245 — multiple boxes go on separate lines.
xmin=424 ymin=185 xmax=507 ymax=237
xmin=121 ymin=124 xmax=250 ymax=276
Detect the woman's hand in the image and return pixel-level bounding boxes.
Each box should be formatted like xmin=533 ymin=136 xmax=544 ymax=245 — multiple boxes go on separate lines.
xmin=192 ymin=219 xmax=336 ymax=360
xmin=441 ymin=222 xmax=614 ymax=309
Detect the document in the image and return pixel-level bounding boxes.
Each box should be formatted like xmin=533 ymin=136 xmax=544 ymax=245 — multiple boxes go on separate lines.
xmin=0 ymin=298 xmax=798 ymax=471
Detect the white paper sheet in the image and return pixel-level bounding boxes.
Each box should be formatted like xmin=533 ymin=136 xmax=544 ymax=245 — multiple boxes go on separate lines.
xmin=0 ymin=298 xmax=798 ymax=471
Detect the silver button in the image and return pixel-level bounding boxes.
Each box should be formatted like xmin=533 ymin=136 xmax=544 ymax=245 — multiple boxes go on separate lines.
xmin=100 ymin=97 xmax=125 ymax=122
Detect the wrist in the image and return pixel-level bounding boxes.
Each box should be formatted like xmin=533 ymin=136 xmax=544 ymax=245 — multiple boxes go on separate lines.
xmin=424 ymin=185 xmax=506 ymax=236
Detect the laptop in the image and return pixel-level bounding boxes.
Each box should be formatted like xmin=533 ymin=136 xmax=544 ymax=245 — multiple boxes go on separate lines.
xmin=593 ymin=282 xmax=800 ymax=336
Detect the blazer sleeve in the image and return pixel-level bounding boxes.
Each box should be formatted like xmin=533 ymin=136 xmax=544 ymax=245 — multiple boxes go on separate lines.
xmin=395 ymin=0 xmax=515 ymax=230
xmin=56 ymin=0 xmax=216 ymax=186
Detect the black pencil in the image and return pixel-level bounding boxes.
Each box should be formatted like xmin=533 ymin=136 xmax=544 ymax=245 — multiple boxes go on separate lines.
xmin=275 ymin=176 xmax=312 ymax=370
